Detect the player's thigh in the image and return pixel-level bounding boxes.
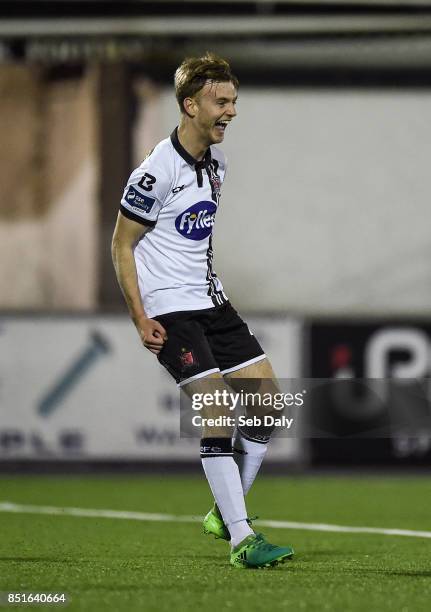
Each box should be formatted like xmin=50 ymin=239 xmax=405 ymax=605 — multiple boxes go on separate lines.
xmin=182 ymin=372 xmax=234 ymax=439
xmin=225 ymin=357 xmax=280 ymax=393
xmin=225 ymin=357 xmax=281 ymax=417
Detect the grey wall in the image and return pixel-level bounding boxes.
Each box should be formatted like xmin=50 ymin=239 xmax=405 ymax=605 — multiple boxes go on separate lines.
xmin=136 ymin=85 xmax=431 ymax=316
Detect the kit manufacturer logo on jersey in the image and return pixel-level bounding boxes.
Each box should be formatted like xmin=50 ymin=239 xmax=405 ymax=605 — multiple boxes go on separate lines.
xmin=125 ymin=186 xmax=155 ymax=213
xmin=172 ymin=185 xmax=185 ymax=194
xmin=175 ymin=201 xmax=217 ymax=241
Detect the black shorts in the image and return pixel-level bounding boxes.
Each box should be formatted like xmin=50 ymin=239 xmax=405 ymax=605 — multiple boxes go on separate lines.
xmin=153 ymin=302 xmax=265 ymax=385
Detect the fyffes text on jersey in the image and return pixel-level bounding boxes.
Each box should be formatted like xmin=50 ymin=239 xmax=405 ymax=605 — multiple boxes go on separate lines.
xmin=175 ymin=201 xmax=217 ymax=241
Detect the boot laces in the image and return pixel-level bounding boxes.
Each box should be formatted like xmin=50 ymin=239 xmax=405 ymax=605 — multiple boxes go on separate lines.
xmin=252 ymin=533 xmax=278 ymax=552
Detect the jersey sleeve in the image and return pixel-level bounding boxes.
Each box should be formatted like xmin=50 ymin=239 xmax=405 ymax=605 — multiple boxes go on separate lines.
xmin=120 ymin=157 xmax=172 ymax=227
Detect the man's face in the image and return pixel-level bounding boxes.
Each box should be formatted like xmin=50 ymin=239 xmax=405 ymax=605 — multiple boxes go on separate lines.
xmin=189 ymin=80 xmax=238 ymax=144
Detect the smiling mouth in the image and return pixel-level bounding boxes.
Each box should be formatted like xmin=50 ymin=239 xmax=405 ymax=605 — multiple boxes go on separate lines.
xmin=214 ymin=121 xmax=228 ymax=131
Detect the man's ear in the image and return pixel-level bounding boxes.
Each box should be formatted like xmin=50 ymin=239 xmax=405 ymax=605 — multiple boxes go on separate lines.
xmin=183 ymin=96 xmax=197 ymax=118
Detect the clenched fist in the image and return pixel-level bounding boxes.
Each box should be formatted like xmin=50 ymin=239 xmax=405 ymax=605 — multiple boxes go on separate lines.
xmin=136 ymin=317 xmax=168 ymax=355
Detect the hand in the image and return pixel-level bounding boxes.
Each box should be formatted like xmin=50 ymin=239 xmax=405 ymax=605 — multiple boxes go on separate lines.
xmin=136 ymin=318 xmax=168 ymax=355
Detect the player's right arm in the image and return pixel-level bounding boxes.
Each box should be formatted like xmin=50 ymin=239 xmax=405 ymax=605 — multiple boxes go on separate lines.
xmin=113 ymin=146 xmax=172 ymax=353
xmin=111 ymin=212 xmax=167 ymax=354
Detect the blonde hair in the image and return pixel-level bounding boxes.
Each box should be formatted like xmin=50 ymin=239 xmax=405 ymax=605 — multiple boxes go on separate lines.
xmin=174 ymin=52 xmax=239 ymax=113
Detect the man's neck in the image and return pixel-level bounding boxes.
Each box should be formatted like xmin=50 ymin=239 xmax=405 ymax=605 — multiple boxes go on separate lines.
xmin=177 ymin=122 xmax=208 ymax=162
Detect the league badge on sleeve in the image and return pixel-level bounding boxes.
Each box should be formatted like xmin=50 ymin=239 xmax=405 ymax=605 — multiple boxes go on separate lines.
xmin=125 ymin=186 xmax=155 ymax=213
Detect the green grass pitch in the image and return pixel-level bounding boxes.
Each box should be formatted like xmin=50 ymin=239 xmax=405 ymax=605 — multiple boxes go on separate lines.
xmin=1 ymin=474 xmax=431 ymax=611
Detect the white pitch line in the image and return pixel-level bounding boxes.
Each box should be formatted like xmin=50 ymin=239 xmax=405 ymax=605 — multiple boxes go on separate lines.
xmin=256 ymin=519 xmax=431 ymax=539
xmin=1 ymin=501 xmax=431 ymax=540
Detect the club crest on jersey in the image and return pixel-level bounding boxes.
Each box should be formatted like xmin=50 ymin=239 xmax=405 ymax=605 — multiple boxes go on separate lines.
xmin=207 ymin=160 xmax=221 ymax=203
xmin=125 ymin=186 xmax=155 ymax=213
xmin=210 ymin=175 xmax=221 ymax=192
xmin=175 ymin=201 xmax=217 ymax=241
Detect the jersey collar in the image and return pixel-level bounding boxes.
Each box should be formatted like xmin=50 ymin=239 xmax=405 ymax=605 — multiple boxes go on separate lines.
xmin=170 ymin=127 xmax=211 ymax=167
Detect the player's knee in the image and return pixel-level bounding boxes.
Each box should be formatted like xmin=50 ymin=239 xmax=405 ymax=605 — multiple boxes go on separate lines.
xmin=235 ymin=378 xmax=281 ymax=442
xmin=184 ymin=371 xmax=235 ymax=439
xmin=236 ymin=377 xmax=282 ymax=419
xmin=242 ymin=396 xmax=280 ymax=442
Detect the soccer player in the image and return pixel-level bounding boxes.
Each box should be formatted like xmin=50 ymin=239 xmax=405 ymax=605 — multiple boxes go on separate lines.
xmin=112 ymin=52 xmax=294 ymax=568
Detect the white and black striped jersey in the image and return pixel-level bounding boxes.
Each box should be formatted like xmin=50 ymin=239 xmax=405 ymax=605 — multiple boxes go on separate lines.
xmin=120 ymin=128 xmax=228 ymax=318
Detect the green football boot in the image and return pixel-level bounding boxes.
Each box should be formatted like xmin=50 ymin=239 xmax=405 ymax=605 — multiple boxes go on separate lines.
xmin=230 ymin=533 xmax=294 ymax=569
xmin=203 ymin=504 xmax=230 ymax=541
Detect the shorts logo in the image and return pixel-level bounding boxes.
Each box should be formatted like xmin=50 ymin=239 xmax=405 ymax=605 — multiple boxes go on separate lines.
xmin=181 ymin=348 xmax=196 ymax=368
xmin=175 ymin=201 xmax=217 ymax=241
xmin=125 ymin=186 xmax=155 ymax=213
